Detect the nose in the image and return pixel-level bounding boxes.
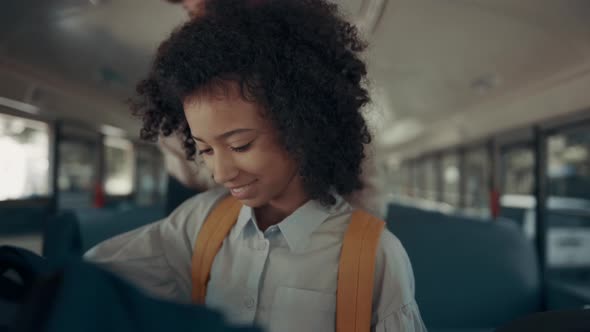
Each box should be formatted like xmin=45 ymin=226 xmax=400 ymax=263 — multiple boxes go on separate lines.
xmin=210 ymin=151 xmax=239 ymax=184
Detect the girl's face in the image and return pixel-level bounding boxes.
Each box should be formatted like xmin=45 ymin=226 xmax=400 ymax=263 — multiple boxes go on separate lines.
xmin=183 ymin=82 xmax=308 ymax=210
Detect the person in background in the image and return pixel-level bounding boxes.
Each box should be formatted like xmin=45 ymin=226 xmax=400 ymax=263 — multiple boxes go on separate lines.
xmin=159 ymin=134 xmax=215 ymax=214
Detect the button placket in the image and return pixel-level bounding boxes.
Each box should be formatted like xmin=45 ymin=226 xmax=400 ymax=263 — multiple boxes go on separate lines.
xmin=244 ymin=296 xmax=256 ymax=309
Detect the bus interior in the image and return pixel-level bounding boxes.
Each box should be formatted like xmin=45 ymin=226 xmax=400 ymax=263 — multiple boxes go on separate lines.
xmin=1 ymin=0 xmax=589 ymax=331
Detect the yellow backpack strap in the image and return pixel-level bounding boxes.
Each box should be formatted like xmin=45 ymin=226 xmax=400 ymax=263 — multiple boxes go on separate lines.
xmin=337 ymin=210 xmax=385 ymax=332
xmin=191 ymin=195 xmax=242 ymax=304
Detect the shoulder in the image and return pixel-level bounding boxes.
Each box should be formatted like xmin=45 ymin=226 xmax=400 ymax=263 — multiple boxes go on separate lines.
xmin=375 ymin=228 xmax=415 ymax=292
xmin=372 ymin=228 xmax=417 ymax=315
xmin=376 ymin=229 xmax=413 ymax=274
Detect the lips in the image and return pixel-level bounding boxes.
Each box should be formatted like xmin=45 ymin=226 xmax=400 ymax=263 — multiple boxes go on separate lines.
xmin=228 ymin=180 xmax=257 ymax=198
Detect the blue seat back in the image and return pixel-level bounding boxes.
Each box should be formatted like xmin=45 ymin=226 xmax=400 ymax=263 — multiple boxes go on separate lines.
xmin=387 ymin=203 xmax=542 ymax=329
xmin=0 ymin=205 xmax=48 ymax=234
xmin=78 ymin=206 xmax=166 ymax=251
xmin=43 ymin=206 xmax=166 ymax=262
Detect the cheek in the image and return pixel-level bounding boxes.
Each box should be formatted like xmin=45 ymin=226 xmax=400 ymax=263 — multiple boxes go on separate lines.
xmin=233 ymin=146 xmax=292 ymax=178
xmin=202 ymin=157 xmax=215 ymax=172
xmin=234 ymin=151 xmax=271 ymax=175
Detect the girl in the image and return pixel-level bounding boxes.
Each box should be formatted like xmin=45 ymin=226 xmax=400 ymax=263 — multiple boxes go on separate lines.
xmin=86 ymin=0 xmax=426 ymax=331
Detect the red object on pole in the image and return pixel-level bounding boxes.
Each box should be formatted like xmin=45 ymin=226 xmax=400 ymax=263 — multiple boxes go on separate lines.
xmin=93 ymin=183 xmax=105 ymax=208
xmin=490 ymin=189 xmax=500 ymax=219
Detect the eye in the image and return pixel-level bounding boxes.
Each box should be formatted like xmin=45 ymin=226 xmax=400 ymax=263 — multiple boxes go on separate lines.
xmin=230 ymin=142 xmax=252 ymax=153
xmin=198 ymin=148 xmax=213 ymax=156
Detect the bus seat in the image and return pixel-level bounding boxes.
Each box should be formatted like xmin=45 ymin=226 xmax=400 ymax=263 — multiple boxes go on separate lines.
xmin=387 ymin=204 xmax=542 ymax=331
xmin=499 ymin=206 xmax=527 ymax=228
xmin=0 ymin=206 xmax=48 ymax=234
xmin=165 ymin=175 xmax=201 ymax=215
xmin=78 ymin=206 xmax=166 ymax=251
xmin=42 ymin=212 xmax=82 ymax=263
xmin=43 ymin=206 xmax=165 ymax=262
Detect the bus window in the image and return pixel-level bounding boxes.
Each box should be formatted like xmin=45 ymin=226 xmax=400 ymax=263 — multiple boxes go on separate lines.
xmin=0 ymin=112 xmax=50 ymax=201
xmin=401 ymin=162 xmax=414 ymax=197
xmin=423 ymin=158 xmax=438 ymax=202
xmin=58 ymin=128 xmax=100 ymax=210
xmin=414 ymin=160 xmax=426 ymax=200
xmin=502 ymin=146 xmax=535 ymax=195
xmin=499 ymin=145 xmax=535 ymax=237
xmin=464 ymin=147 xmax=490 ymax=216
xmin=104 ymin=137 xmax=135 ymax=196
xmin=135 ymin=144 xmax=166 ymax=206
xmin=546 ymin=127 xmax=590 ymax=273
xmin=442 ymin=153 xmax=460 ymax=207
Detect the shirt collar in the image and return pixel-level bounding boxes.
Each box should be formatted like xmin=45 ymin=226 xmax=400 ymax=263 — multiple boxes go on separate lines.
xmin=277 ymin=199 xmax=333 ymax=253
xmin=230 ymin=205 xmax=254 ymax=242
xmin=230 ymin=194 xmax=350 ymax=253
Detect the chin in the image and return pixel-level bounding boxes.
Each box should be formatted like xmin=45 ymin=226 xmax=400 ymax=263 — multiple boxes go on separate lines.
xmin=236 ymin=196 xmax=267 ymax=208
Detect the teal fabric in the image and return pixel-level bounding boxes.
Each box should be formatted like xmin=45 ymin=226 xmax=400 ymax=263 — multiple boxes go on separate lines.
xmin=546 ymin=279 xmax=590 ymax=310
xmin=0 ymin=247 xmax=260 ymax=332
xmin=15 ymin=261 xmax=260 ymax=332
xmin=165 ymin=175 xmax=200 ymax=215
xmin=387 ymin=203 xmax=542 ymax=330
xmin=43 ymin=206 xmax=166 ymax=263
xmin=78 ymin=206 xmax=166 ymax=251
xmin=42 ymin=212 xmax=81 ymax=264
xmin=0 ymin=246 xmax=54 ymax=331
xmin=0 ymin=206 xmax=48 ymax=234
xmin=495 ymin=309 xmax=590 ymax=332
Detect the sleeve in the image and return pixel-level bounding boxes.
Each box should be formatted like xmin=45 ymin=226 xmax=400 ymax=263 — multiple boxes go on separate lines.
xmin=371 ymin=229 xmax=428 ymax=332
xmin=84 ymin=188 xmax=228 ymax=303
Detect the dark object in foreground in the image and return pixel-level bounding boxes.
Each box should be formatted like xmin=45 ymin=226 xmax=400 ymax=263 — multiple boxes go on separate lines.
xmin=0 ymin=246 xmax=259 ymax=332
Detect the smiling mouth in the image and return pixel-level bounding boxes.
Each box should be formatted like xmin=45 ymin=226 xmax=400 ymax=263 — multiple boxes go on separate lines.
xmin=229 ymin=180 xmax=257 ymax=194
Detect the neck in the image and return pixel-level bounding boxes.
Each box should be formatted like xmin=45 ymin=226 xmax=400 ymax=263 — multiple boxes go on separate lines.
xmin=254 ymin=195 xmax=308 ymax=231
xmin=254 ymin=174 xmax=309 ymax=231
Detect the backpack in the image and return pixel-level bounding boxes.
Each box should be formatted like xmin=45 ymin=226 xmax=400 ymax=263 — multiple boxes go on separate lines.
xmin=191 ymin=196 xmax=385 ymax=332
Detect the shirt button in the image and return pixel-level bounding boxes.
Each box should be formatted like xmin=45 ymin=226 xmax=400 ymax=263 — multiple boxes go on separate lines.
xmin=244 ymin=296 xmax=255 ymax=309
xmin=259 ymin=241 xmax=268 ymax=250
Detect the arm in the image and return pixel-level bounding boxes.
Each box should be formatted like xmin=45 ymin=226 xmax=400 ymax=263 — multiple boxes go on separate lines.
xmin=371 ymin=230 xmax=428 ymax=332
xmin=84 ymin=188 xmax=228 ymax=303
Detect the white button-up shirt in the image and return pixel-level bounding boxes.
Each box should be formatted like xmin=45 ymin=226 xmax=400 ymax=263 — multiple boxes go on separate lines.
xmin=85 ymin=187 xmax=427 ymax=332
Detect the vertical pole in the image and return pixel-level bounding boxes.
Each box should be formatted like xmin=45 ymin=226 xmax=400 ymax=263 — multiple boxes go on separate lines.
xmin=458 ymin=148 xmax=466 ymax=209
xmin=436 ymin=154 xmax=444 ymax=203
xmin=489 ymin=139 xmax=501 ymax=219
xmin=533 ymin=126 xmax=548 ymax=308
xmin=49 ymin=121 xmax=61 ymax=216
xmin=94 ymin=134 xmax=106 ymax=208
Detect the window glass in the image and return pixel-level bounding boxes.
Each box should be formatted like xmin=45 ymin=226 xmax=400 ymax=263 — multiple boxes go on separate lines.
xmin=400 ymin=163 xmax=413 ymax=197
xmin=546 ymin=128 xmax=590 ymax=273
xmin=442 ymin=153 xmax=460 ymax=206
xmin=502 ymin=146 xmax=535 ymax=195
xmin=104 ymin=137 xmax=134 ymax=195
xmin=423 ymin=158 xmax=438 ymax=201
xmin=58 ymin=138 xmax=99 ymax=209
xmin=413 ymin=161 xmax=426 ymax=199
xmin=0 ymin=112 xmax=50 ymax=201
xmin=136 ymin=144 xmax=166 ymax=206
xmin=464 ymin=147 xmax=490 ymax=216
xmin=499 ymin=145 xmax=536 ymax=238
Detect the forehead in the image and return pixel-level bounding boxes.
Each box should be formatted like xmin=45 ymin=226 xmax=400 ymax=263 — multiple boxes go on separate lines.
xmin=183 ymin=83 xmax=268 ymax=138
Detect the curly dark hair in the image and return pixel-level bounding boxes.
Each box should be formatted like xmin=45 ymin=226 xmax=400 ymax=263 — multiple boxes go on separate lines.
xmin=132 ymin=0 xmax=372 ymax=206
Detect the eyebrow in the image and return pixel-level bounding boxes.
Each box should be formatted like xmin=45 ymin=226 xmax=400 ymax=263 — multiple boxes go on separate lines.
xmin=192 ymin=128 xmax=257 ymax=142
